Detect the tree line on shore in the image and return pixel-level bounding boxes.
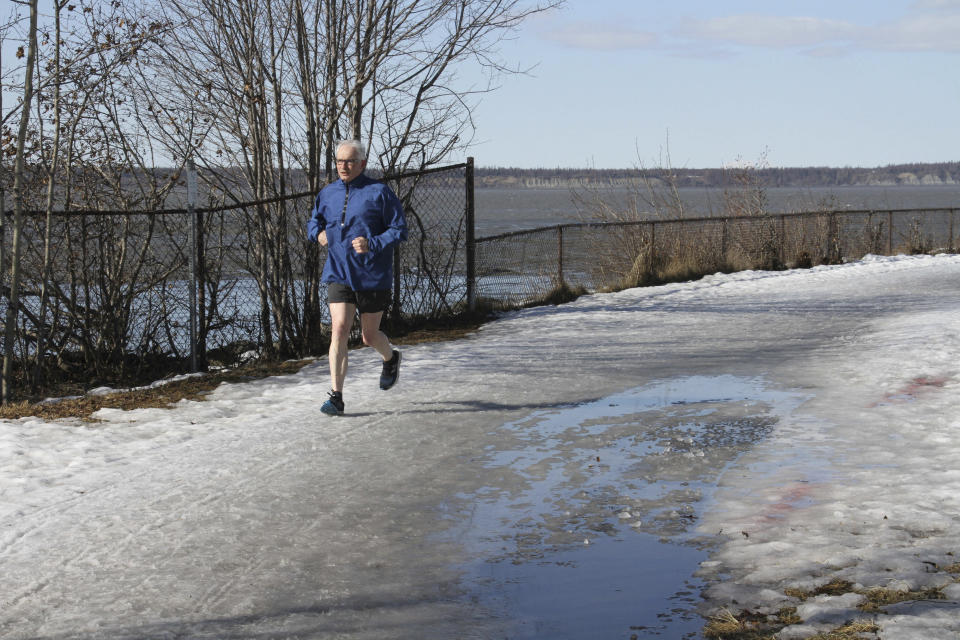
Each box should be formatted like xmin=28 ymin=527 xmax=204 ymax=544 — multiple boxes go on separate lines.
xmin=476 ymin=162 xmax=960 ymax=188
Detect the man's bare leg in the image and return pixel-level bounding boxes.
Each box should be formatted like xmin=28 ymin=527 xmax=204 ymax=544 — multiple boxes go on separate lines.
xmin=328 ymin=302 xmax=356 ymax=392
xmin=360 ymin=311 xmax=394 ymax=361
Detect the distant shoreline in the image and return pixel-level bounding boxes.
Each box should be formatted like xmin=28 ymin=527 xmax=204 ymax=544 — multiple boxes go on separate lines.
xmin=474 ymin=161 xmax=960 ymax=189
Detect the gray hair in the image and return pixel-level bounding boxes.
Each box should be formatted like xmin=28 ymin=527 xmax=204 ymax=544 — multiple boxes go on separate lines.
xmin=336 ymin=139 xmax=367 ymax=160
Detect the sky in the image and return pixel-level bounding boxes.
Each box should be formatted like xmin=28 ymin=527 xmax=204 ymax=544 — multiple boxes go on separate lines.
xmin=466 ymin=0 xmax=960 ymax=169
xmin=2 ymin=253 xmax=960 ymax=638
xmin=3 ymin=0 xmax=958 ymax=171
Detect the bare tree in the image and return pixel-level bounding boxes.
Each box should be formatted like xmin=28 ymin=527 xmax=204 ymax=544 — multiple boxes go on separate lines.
xmin=131 ymin=0 xmax=561 ymax=358
xmin=2 ymin=0 xmax=38 ymax=403
xmin=0 ymin=0 xmax=561 ymax=398
xmin=0 ymin=0 xmax=189 ymax=397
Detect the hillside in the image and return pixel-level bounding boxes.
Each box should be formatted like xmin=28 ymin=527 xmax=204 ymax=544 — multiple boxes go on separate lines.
xmin=475 ymin=162 xmax=960 ymax=189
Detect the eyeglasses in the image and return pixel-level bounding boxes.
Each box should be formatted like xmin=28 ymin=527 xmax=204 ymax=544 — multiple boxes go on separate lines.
xmin=335 ymin=158 xmax=362 ymax=166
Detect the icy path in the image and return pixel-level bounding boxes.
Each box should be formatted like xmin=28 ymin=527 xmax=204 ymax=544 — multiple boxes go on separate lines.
xmin=2 ymin=254 xmax=960 ymax=639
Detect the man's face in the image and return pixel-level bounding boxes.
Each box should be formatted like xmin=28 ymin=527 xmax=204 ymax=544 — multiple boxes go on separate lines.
xmin=336 ymin=146 xmax=366 ymax=183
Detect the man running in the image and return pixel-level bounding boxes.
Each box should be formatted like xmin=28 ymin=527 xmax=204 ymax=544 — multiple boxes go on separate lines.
xmin=307 ymin=140 xmax=408 ymax=416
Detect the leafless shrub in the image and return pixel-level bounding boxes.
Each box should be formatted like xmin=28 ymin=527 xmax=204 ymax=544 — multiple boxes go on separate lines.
xmin=904 ymin=217 xmax=932 ymax=254
xmin=1 ymin=0 xmax=560 ymax=400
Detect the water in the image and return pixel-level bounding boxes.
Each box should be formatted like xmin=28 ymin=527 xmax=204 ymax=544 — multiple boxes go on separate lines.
xmin=475 ymin=185 xmax=960 ymax=236
xmin=446 ymin=376 xmax=808 ymax=638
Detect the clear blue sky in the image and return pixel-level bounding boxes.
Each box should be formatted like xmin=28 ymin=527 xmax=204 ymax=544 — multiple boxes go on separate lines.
xmin=4 ymin=0 xmax=958 ymax=171
xmin=465 ymin=0 xmax=960 ymax=169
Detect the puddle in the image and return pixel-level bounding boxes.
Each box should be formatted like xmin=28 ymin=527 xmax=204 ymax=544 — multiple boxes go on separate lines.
xmin=468 ymin=531 xmax=705 ymax=638
xmin=442 ymin=375 xmax=806 ymax=638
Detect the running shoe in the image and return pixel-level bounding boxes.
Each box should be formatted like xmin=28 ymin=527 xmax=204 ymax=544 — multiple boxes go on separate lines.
xmin=379 ymin=350 xmax=401 ymax=390
xmin=321 ymin=391 xmax=344 ymax=416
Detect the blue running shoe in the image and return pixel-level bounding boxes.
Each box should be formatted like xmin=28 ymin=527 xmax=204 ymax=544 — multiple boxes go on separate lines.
xmin=379 ymin=350 xmax=401 ymax=390
xmin=321 ymin=391 xmax=344 ymax=416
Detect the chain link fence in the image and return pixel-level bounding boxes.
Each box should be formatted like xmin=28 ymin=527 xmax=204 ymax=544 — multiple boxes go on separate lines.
xmin=388 ymin=163 xmax=472 ymax=321
xmin=1 ymin=161 xmax=471 ymax=398
xmin=472 ymin=207 xmax=960 ymax=308
xmin=3 ymin=165 xmax=957 ymax=400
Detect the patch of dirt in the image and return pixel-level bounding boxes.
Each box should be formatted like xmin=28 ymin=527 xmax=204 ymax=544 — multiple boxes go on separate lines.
xmin=0 ymin=314 xmax=492 ymax=422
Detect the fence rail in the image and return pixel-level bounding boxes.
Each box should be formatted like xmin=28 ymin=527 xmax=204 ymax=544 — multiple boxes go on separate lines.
xmin=0 ymin=160 xmax=473 ymax=399
xmin=2 ymin=161 xmax=958 ymax=401
xmin=471 ymin=207 xmax=960 ymax=308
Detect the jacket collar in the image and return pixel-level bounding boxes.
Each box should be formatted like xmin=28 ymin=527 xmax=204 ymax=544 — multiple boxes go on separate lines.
xmin=342 ymin=173 xmax=372 ymax=188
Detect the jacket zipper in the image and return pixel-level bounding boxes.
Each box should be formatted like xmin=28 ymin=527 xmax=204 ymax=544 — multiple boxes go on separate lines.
xmin=340 ymin=184 xmax=349 ymax=227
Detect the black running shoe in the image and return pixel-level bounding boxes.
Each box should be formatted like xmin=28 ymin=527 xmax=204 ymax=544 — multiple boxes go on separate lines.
xmin=379 ymin=350 xmax=401 ymax=390
xmin=321 ymin=391 xmax=344 ymax=416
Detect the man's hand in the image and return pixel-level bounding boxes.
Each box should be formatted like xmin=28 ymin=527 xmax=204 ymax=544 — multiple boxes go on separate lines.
xmin=317 ymin=230 xmax=328 ymax=246
xmin=352 ymin=236 xmax=369 ymax=254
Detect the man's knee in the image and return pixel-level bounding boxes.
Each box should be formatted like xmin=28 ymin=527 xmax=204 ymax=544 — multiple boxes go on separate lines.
xmin=330 ymin=321 xmax=352 ymax=343
xmin=360 ymin=328 xmax=379 ymax=347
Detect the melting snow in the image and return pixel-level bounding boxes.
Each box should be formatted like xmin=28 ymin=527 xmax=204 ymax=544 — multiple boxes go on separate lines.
xmin=2 ymin=254 xmax=960 ymax=639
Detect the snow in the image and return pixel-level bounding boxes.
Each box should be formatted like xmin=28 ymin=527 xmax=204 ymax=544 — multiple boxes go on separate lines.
xmin=3 ymin=253 xmax=960 ymax=639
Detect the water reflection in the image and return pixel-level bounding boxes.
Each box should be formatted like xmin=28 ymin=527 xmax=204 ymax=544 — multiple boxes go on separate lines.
xmin=444 ymin=376 xmax=807 ymax=638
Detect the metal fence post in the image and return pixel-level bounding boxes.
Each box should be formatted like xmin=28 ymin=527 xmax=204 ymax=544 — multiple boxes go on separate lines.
xmin=778 ymin=214 xmax=786 ymax=266
xmin=950 ymin=208 xmax=956 ymax=253
xmin=465 ymin=157 xmax=476 ymax=311
xmin=721 ymin=217 xmax=728 ymax=258
xmin=557 ymin=225 xmax=564 ymax=287
xmin=187 ymin=159 xmax=198 ymax=373
xmin=648 ymin=221 xmax=656 ymax=275
xmin=829 ymin=212 xmax=839 ymax=263
xmin=887 ymin=210 xmax=894 ymax=255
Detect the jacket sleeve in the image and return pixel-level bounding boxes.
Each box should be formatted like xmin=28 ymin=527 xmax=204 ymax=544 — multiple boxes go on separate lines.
xmin=306 ymin=192 xmax=326 ymax=242
xmin=367 ymin=187 xmax=408 ymax=254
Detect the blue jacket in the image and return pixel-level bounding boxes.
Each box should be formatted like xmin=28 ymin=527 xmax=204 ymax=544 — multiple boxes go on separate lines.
xmin=307 ymin=173 xmax=408 ymax=291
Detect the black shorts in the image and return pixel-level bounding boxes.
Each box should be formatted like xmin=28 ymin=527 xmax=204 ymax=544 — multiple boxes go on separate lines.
xmin=327 ymin=282 xmax=391 ymax=314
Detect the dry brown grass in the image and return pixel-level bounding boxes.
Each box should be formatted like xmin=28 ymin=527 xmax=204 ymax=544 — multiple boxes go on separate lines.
xmin=704 ymin=606 xmax=878 ymax=640
xmin=702 ymin=607 xmax=799 ymax=640
xmin=784 ymin=577 xmax=946 ymax=613
xmin=710 ymin=576 xmax=954 ymax=639
xmin=807 ymin=621 xmax=880 ymax=639
xmin=0 ymin=359 xmax=315 ymax=422
xmin=702 ymin=609 xmax=756 ymax=639
xmin=784 ymin=579 xmax=856 ymax=601
xmin=858 ymin=586 xmax=945 ymax=612
xmin=703 ymin=576 xmax=960 ymax=640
